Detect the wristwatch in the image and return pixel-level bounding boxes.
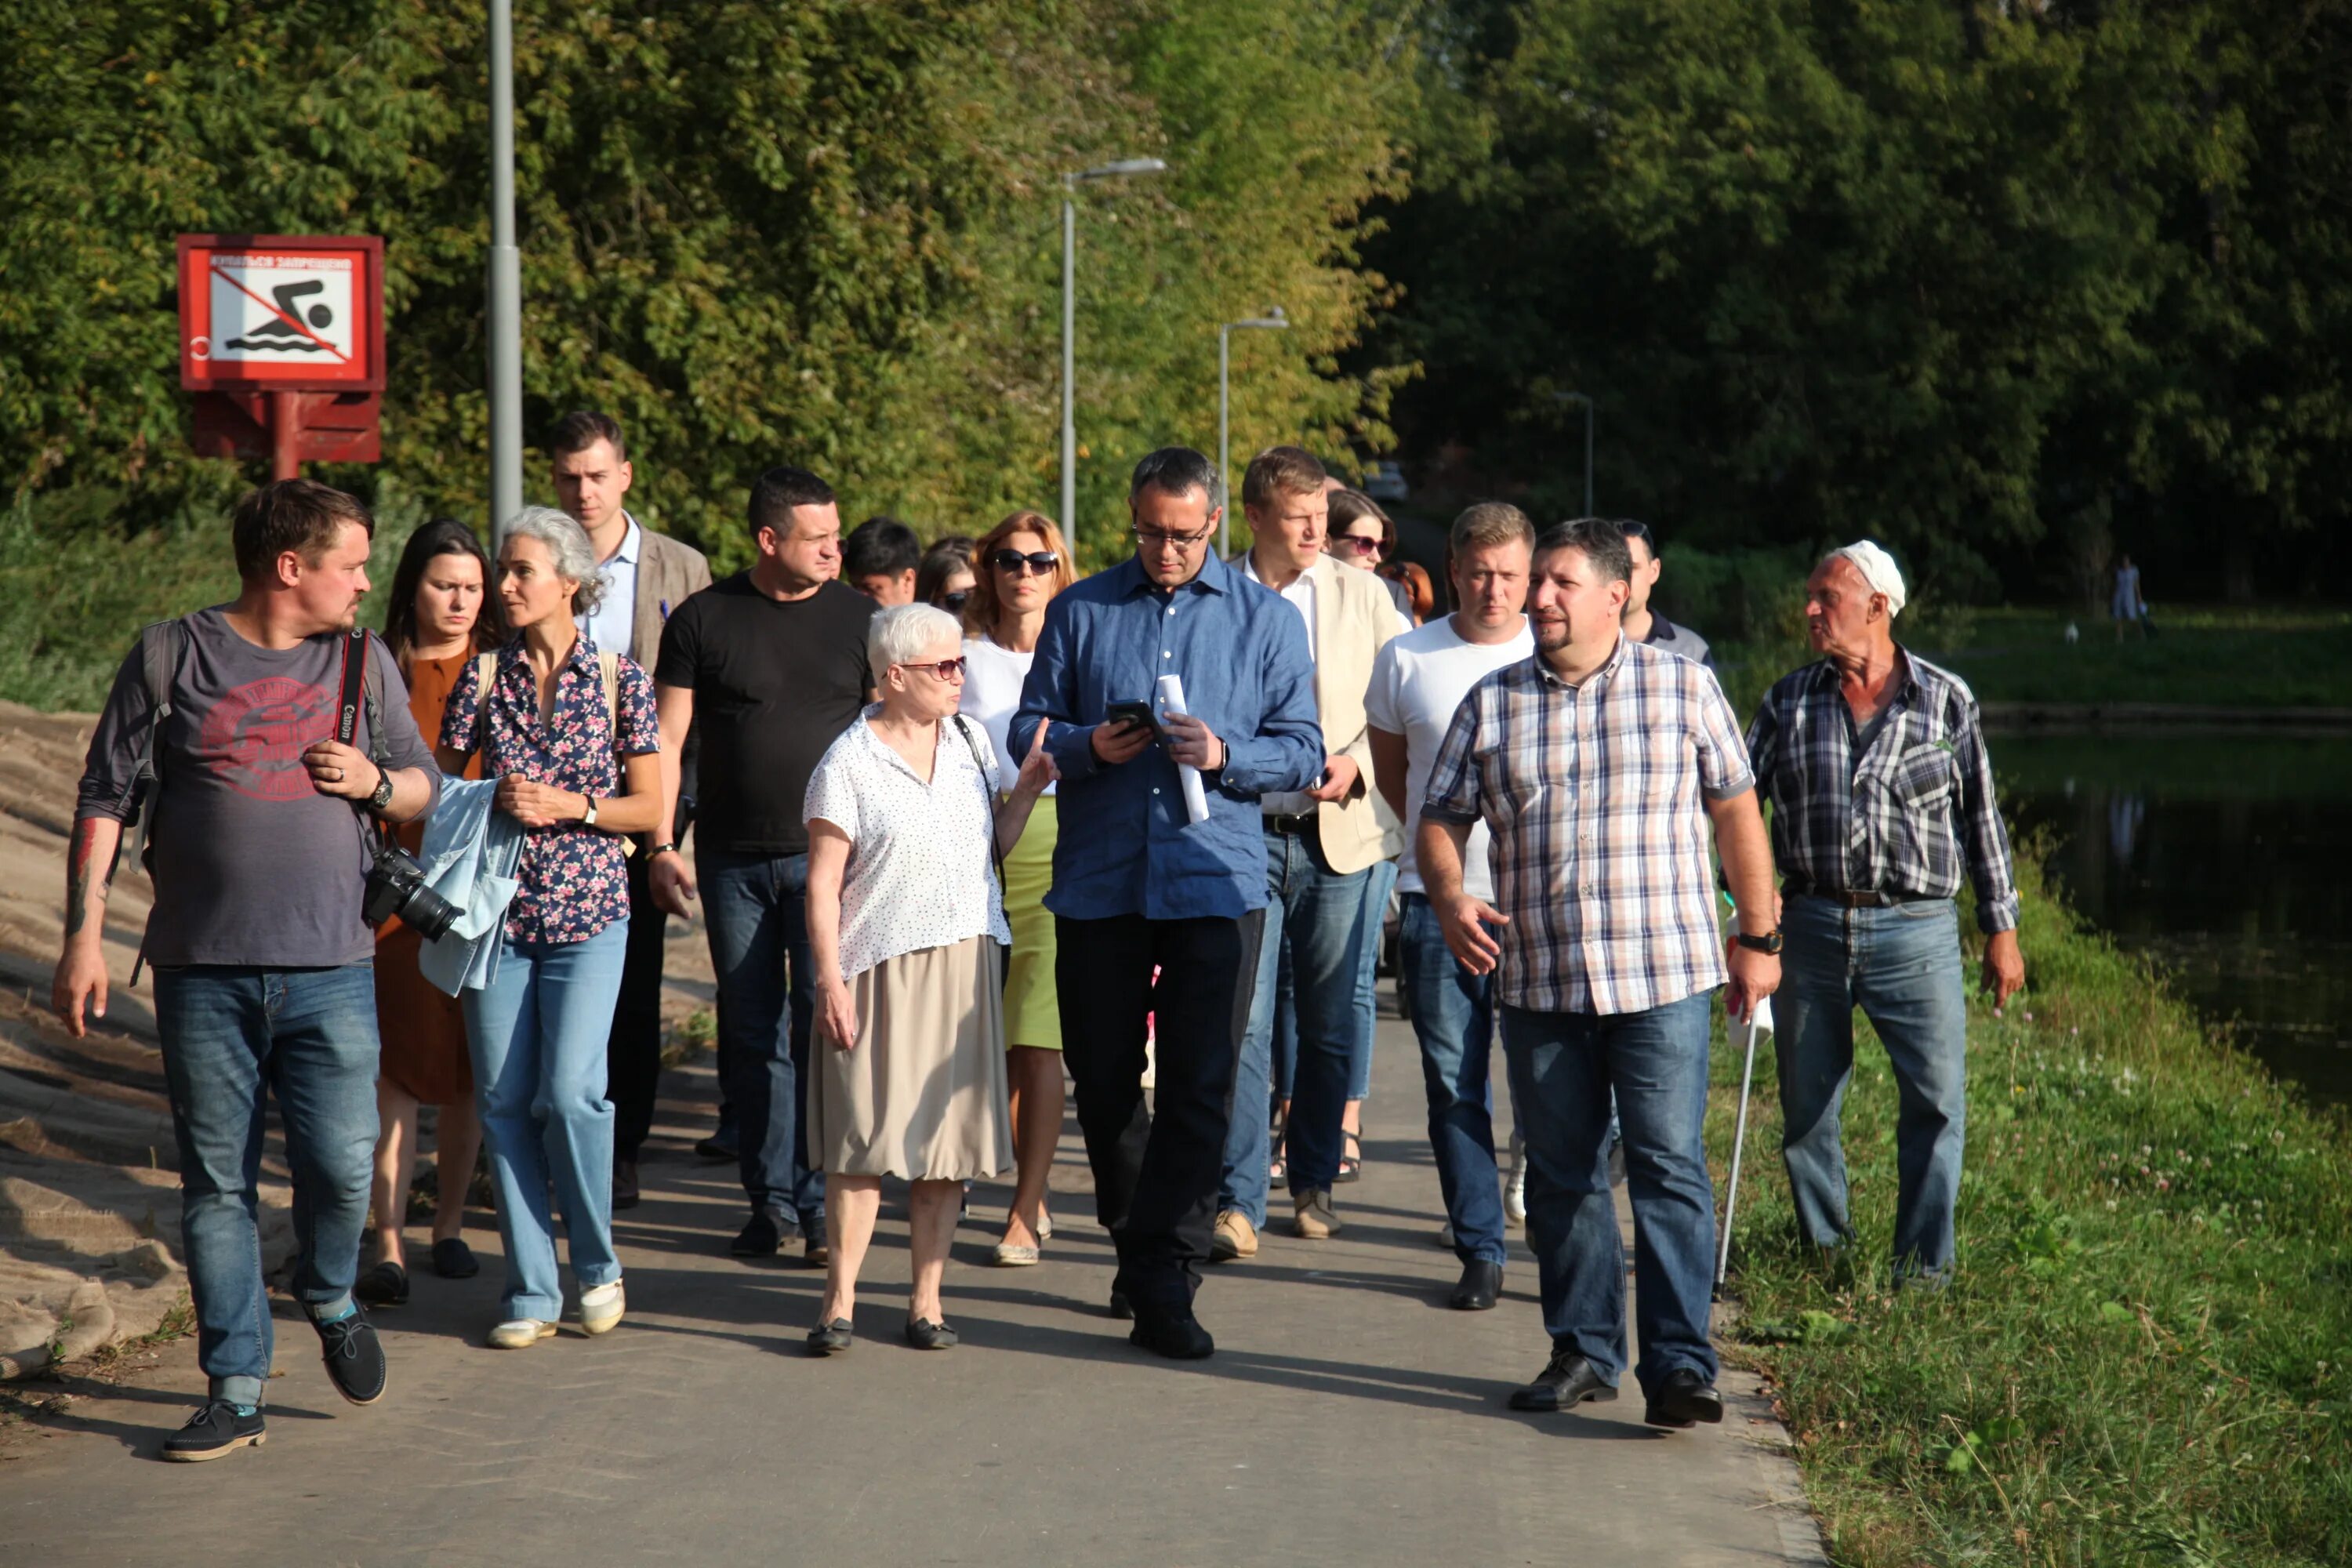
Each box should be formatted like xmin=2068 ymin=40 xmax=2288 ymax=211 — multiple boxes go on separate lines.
xmin=366 ymin=768 xmax=395 ymax=813
xmin=582 ymin=796 xmax=601 ymax=829
xmin=1735 ymin=929 xmax=1784 ymax=956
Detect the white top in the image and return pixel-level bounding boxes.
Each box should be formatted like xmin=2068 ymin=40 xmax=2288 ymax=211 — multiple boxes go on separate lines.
xmin=803 ymin=707 xmax=1011 ymax=980
xmin=584 ymin=514 xmax=641 ymax=659
xmin=1240 ymin=552 xmax=1320 ymax=815
xmin=960 ymin=634 xmax=1052 ymax=796
xmin=1363 ymin=614 xmax=1536 ymax=901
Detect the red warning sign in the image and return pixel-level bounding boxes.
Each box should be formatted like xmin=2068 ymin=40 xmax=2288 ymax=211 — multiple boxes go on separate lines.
xmin=178 ymin=235 xmax=384 ymax=392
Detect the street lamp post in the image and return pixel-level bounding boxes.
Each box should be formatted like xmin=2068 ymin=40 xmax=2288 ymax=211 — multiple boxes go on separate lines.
xmin=1218 ymin=308 xmax=1290 ymax=557
xmin=1060 ymin=158 xmax=1167 ymax=535
xmin=487 ymin=0 xmax=523 ymax=547
xmin=1557 ymin=391 xmax=1595 ymax=517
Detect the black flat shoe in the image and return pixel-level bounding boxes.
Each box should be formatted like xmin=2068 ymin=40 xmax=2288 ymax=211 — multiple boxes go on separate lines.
xmin=315 ymin=1307 xmax=388 ymax=1406
xmin=731 ymin=1212 xmax=796 ymax=1258
xmin=430 ymin=1237 xmax=479 ymax=1279
xmin=1128 ymin=1307 xmax=1214 ymax=1360
xmin=354 ymin=1260 xmax=408 ymax=1307
xmin=1508 ymin=1347 xmax=1617 ymax=1412
xmin=1644 ymin=1367 xmax=1725 ymax=1428
xmin=612 ymin=1158 xmax=640 ymax=1211
xmin=1107 ymin=1290 xmax=1134 ymax=1321
xmin=904 ymin=1317 xmax=959 ymax=1350
xmin=161 ymin=1399 xmax=266 ymax=1462
xmin=806 ymin=1318 xmax=854 ymax=1356
xmin=1449 ymin=1259 xmax=1504 ymax=1311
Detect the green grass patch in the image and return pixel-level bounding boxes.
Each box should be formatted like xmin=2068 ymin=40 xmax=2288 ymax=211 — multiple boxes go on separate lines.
xmin=1915 ymin=605 xmax=2352 ymax=710
xmin=1709 ymin=850 xmax=2352 ymax=1566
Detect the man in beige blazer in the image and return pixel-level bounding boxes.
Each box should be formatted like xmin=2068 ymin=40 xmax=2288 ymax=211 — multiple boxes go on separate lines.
xmin=548 ymin=412 xmax=713 ymax=1210
xmin=1214 ymin=446 xmax=1402 ymax=1254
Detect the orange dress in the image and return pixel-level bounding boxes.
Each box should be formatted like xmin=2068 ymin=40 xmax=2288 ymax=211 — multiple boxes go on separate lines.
xmin=373 ymin=650 xmax=480 ymax=1105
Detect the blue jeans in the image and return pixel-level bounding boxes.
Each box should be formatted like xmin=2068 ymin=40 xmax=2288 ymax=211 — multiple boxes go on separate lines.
xmin=1399 ymin=894 xmax=1507 ymax=1266
xmin=1499 ymin=993 xmax=1717 ymax=1395
xmin=1348 ymin=858 xmax=1399 ymax=1102
xmin=153 ymin=963 xmax=380 ymax=1409
xmin=463 ymin=923 xmax=629 ymax=1321
xmin=700 ymin=848 xmax=825 ymax=1231
xmin=1219 ymin=824 xmax=1371 ymax=1224
xmin=1777 ymin=895 xmax=1969 ymax=1281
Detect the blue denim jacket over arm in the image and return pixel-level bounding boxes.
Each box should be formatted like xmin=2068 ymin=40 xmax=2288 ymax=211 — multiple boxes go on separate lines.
xmin=1013 ymin=550 xmax=1323 ymax=921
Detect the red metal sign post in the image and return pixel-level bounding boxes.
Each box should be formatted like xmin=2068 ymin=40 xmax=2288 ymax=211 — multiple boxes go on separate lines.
xmin=177 ymin=234 xmax=387 ymax=478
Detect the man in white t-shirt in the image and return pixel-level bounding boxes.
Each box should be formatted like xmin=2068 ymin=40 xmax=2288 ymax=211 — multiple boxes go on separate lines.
xmin=1364 ymin=502 xmax=1535 ymax=1312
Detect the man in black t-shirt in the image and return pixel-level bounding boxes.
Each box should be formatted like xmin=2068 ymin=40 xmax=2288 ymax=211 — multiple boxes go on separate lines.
xmin=652 ymin=466 xmax=875 ymax=1263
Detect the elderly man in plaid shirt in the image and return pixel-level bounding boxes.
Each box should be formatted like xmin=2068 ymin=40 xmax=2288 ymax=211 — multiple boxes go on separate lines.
xmin=1747 ymin=543 xmax=2025 ymax=1288
xmin=1419 ymin=518 xmax=1783 ymax=1429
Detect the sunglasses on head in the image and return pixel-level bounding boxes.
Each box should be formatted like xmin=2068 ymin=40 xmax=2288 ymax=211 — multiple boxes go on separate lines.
xmin=989 ymin=549 xmax=1059 ymax=575
xmin=1330 ymin=532 xmax=1387 ymax=558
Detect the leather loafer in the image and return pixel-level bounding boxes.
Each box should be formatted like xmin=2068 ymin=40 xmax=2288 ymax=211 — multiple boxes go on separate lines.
xmin=1128 ymin=1307 xmax=1215 ymax=1360
xmin=1508 ymin=1347 xmax=1618 ymax=1412
xmin=1644 ymin=1367 xmax=1726 ymax=1428
xmin=806 ymin=1318 xmax=854 ymax=1356
xmin=1449 ymin=1259 xmax=1504 ymax=1311
xmin=1107 ymin=1290 xmax=1134 ymax=1321
xmin=904 ymin=1317 xmax=960 ymax=1350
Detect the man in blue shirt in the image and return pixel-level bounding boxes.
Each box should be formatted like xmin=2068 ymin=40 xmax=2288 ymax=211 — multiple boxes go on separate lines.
xmin=1014 ymin=446 xmax=1323 ymax=1359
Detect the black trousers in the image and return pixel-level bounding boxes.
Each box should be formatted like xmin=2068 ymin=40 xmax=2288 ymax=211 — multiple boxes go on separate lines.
xmin=607 ymin=851 xmax=670 ymax=1163
xmin=1055 ymin=909 xmax=1265 ymax=1315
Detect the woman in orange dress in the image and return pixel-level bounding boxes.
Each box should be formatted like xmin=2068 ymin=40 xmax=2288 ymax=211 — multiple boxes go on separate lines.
xmin=356 ymin=518 xmax=509 ymax=1304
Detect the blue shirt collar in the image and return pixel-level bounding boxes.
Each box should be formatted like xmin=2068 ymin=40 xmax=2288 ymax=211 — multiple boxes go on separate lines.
xmin=1111 ymin=546 xmax=1235 ymax=600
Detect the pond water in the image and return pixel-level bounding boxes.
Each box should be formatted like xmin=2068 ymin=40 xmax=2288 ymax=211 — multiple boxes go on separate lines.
xmin=1993 ymin=731 xmax=2352 ymax=1110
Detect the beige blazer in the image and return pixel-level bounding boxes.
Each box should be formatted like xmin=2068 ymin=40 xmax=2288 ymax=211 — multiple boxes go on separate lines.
xmin=1301 ymin=554 xmax=1403 ymax=874
xmin=631 ymin=526 xmax=713 ymax=670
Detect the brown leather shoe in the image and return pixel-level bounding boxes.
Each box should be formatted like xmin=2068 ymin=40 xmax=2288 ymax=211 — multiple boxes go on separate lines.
xmin=1292 ymin=1189 xmax=1341 ymax=1240
xmin=1210 ymin=1210 xmax=1259 ymax=1261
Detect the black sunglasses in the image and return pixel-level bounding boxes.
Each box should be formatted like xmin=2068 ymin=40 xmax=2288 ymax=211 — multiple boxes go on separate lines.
xmin=989 ymin=549 xmax=1059 ymax=576
xmin=941 ymin=590 xmax=971 ymax=612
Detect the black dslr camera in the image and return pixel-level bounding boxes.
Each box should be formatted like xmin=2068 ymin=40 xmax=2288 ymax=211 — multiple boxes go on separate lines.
xmin=363 ymin=844 xmax=460 ymax=940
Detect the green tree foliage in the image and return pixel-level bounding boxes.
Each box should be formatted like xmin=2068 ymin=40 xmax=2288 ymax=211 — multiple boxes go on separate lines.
xmin=0 ymin=0 xmax=1410 ymax=585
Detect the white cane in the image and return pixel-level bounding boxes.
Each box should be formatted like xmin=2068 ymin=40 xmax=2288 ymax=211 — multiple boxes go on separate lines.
xmin=1713 ymin=1010 xmax=1763 ymax=1304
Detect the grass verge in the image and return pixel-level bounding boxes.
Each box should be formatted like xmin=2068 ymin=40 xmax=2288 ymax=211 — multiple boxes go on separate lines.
xmin=1708 ymin=848 xmax=2352 ymax=1566
xmin=1917 ymin=605 xmax=2352 ymax=710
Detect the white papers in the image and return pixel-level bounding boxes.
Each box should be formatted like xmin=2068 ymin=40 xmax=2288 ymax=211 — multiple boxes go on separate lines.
xmin=1155 ymin=673 xmax=1211 ymax=825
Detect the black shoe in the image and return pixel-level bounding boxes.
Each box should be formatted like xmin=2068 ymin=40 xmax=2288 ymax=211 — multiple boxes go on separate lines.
xmin=1644 ymin=1367 xmax=1725 ymax=1428
xmin=161 ymin=1399 xmax=266 ymax=1462
xmin=905 ymin=1317 xmax=960 ymax=1350
xmin=695 ymin=1131 xmax=739 ymax=1162
xmin=1508 ymin=1346 xmax=1617 ymax=1412
xmin=430 ymin=1236 xmax=479 ymax=1279
xmin=731 ymin=1212 xmax=797 ymax=1258
xmin=806 ymin=1318 xmax=854 ymax=1356
xmin=1128 ymin=1306 xmax=1215 ymax=1360
xmin=1449 ymin=1259 xmax=1504 ymax=1312
xmin=354 ymin=1260 xmax=408 ymax=1307
xmin=315 ymin=1308 xmax=387 ymax=1406
xmin=1107 ymin=1290 xmax=1134 ymax=1321
xmin=612 ymin=1158 xmax=641 ymax=1211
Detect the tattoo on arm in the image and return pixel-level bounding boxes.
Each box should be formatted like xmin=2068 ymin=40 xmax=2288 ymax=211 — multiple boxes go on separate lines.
xmin=64 ymin=820 xmax=107 ymax=938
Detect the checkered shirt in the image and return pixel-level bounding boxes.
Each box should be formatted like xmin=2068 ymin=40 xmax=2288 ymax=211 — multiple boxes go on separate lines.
xmin=1421 ymin=638 xmax=1755 ymax=1016
xmin=1744 ymin=651 xmax=2019 ymax=935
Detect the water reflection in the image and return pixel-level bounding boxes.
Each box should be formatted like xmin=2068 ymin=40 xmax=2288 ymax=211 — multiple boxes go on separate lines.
xmin=1996 ymin=732 xmax=2352 ymax=1109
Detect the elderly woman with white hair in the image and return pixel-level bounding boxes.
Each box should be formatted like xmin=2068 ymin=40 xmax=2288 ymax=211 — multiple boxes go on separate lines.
xmin=800 ymin=602 xmax=1057 ymax=1354
xmin=436 ymin=506 xmax=664 ymax=1349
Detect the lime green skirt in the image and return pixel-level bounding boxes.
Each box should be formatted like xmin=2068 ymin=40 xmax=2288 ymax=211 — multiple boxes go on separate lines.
xmin=1002 ymin=795 xmax=1061 ymax=1051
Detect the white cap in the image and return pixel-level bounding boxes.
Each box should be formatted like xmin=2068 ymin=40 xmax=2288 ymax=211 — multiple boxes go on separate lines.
xmin=1831 ymin=541 xmax=1907 ymax=618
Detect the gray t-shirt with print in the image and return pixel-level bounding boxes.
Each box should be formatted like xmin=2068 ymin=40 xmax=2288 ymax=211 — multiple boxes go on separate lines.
xmin=77 ymin=607 xmax=441 ymax=968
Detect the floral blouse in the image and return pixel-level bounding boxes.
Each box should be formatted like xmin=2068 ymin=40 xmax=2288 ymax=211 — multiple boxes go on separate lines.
xmin=440 ymin=637 xmax=660 ymax=946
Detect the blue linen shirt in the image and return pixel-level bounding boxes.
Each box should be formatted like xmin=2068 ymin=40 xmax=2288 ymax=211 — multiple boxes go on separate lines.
xmin=1014 ymin=550 xmax=1323 ymax=921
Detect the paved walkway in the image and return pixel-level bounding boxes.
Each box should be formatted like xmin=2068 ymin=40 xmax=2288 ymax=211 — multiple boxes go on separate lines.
xmin=0 ymin=1014 xmax=1824 ymax=1566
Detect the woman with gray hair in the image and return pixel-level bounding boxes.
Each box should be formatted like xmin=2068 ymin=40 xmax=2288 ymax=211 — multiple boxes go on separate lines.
xmin=800 ymin=602 xmax=1058 ymax=1353
xmin=435 ymin=506 xmax=665 ymax=1350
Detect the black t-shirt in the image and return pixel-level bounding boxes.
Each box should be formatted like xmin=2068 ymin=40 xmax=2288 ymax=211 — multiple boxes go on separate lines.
xmin=656 ymin=574 xmax=876 ymax=855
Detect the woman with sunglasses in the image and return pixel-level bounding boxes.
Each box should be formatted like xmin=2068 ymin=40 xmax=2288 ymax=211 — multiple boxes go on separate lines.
xmin=802 ymin=604 xmax=1058 ymax=1352
xmin=956 ymin=510 xmax=1078 ymax=1265
xmin=1328 ymin=488 xmax=1419 ymax=626
xmin=917 ymin=536 xmax=978 ymax=614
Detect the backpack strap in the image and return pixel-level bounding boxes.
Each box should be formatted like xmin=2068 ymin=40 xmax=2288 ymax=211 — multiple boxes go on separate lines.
xmin=471 ymin=651 xmax=496 ymax=756
xmin=124 ymin=618 xmax=187 ymax=861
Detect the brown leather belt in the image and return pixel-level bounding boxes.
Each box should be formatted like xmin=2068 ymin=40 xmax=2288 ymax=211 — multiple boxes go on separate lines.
xmin=1784 ymin=880 xmax=1929 ymax=909
xmin=1264 ymin=811 xmax=1316 ymax=837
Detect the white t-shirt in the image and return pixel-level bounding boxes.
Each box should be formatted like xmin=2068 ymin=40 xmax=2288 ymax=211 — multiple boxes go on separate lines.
xmin=960 ymin=634 xmax=1051 ymax=796
xmin=803 ymin=708 xmax=1012 ymax=980
xmin=1363 ymin=615 xmax=1536 ymax=902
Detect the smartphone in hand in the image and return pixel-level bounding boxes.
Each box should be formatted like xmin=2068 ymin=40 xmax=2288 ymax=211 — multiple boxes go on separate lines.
xmin=1104 ymin=699 xmax=1163 ymax=742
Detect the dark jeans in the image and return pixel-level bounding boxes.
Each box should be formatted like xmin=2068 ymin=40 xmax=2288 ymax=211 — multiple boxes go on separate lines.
xmin=1056 ymin=909 xmax=1265 ymax=1315
xmin=700 ymin=847 xmax=824 ymax=1230
xmin=606 ymin=851 xmax=669 ymax=1163
xmin=1398 ymin=893 xmax=1507 ymax=1266
xmin=1499 ymin=993 xmax=1718 ymax=1396
xmin=153 ymin=963 xmax=380 ymax=1409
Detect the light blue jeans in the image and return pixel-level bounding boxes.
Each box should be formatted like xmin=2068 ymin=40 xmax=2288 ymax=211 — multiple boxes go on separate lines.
xmin=153 ymin=964 xmax=380 ymax=1408
xmin=463 ymin=921 xmax=630 ymax=1321
xmin=1777 ymin=895 xmax=1969 ymax=1282
xmin=1348 ymin=858 xmax=1399 ymax=1102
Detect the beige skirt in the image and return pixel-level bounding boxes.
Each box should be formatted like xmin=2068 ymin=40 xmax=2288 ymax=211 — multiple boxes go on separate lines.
xmin=816 ymin=935 xmax=1013 ymax=1180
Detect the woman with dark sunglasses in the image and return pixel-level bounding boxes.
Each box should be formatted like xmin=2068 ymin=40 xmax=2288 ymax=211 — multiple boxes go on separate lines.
xmin=957 ymin=510 xmax=1079 ymax=1265
xmin=1329 ymin=488 xmax=1419 ymax=627
xmin=917 ymin=536 xmax=978 ymax=615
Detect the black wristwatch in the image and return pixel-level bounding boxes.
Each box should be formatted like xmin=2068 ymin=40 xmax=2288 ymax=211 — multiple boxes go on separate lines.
xmin=366 ymin=768 xmax=396 ymax=813
xmin=1735 ymin=929 xmax=1784 ymax=956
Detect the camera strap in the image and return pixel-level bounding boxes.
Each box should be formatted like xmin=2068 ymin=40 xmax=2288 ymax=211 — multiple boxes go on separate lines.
xmin=335 ymin=628 xmax=390 ymax=854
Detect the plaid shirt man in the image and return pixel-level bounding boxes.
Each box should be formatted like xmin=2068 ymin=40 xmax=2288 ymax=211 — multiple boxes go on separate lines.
xmin=1421 ymin=637 xmax=1755 ymax=1015
xmin=1744 ymin=652 xmax=2019 ymax=934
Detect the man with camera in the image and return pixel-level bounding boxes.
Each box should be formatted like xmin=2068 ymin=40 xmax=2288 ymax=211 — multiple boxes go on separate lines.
xmin=53 ymin=479 xmax=441 ymax=1461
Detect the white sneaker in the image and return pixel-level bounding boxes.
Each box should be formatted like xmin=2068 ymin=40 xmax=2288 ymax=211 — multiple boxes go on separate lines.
xmin=579 ymin=1280 xmax=626 ymax=1336
xmin=1504 ymin=1129 xmax=1528 ymax=1226
xmin=488 ymin=1318 xmax=558 ymax=1349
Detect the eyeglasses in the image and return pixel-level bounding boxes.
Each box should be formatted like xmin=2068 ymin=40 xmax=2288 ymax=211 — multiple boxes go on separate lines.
xmin=897 ymin=657 xmax=967 ymax=683
xmin=1130 ymin=525 xmax=1214 ymax=551
xmin=989 ymin=549 xmax=1059 ymax=576
xmin=1330 ymin=532 xmax=1387 ymax=559
xmin=940 ymin=590 xmax=971 ymax=612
